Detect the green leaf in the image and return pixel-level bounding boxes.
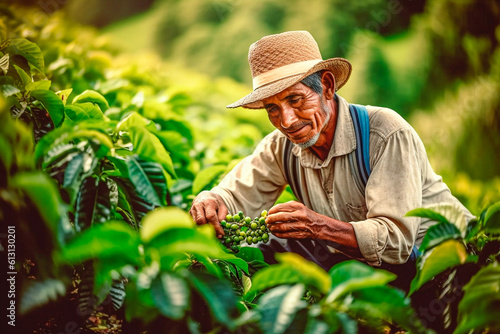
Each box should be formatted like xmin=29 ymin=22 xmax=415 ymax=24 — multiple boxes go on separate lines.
xmin=407 ymin=203 xmax=468 ymax=234
xmin=65 ymin=103 xmax=104 ymax=121
xmin=215 ymin=251 xmax=249 ymax=275
xmin=75 ymin=177 xmax=111 ymax=231
xmin=483 ymin=201 xmax=500 ymax=234
xmin=19 ymin=279 xmax=66 ymax=314
xmin=409 ymin=240 xmax=470 ymax=295
xmin=148 ymin=228 xmax=227 ymax=267
xmin=405 ymin=208 xmax=450 ymax=225
xmin=277 ymin=253 xmax=331 ymax=294
xmin=31 ymin=89 xmax=64 ymax=126
xmin=236 ymin=246 xmax=265 ymax=262
xmin=56 ymin=88 xmax=72 ymax=106
xmin=140 ymin=206 xmax=195 ymax=243
xmin=247 ymin=253 xmax=330 ymax=297
xmin=151 ymin=272 xmax=190 ymax=320
xmin=128 ymin=125 xmax=176 ymax=180
xmin=72 ymin=90 xmax=109 ymax=112
xmin=13 ymin=64 xmax=31 ymax=87
xmin=455 ymin=263 xmax=500 ymax=334
xmin=419 ymin=222 xmax=462 ymax=252
xmin=61 ymin=221 xmax=141 ymax=264
xmin=192 ymin=164 xmax=227 ymax=194
xmin=126 ymin=156 xmax=167 ymax=207
xmin=0 ymin=75 xmax=20 ymax=97
xmin=326 ymin=260 xmax=396 ymax=303
xmin=11 ymin=172 xmax=73 ymax=246
xmin=26 ymin=80 xmax=51 ymax=92
xmin=116 ymin=112 xmax=154 ymax=131
xmin=0 ymin=53 xmax=8 ymax=75
xmin=187 ymin=272 xmax=238 ymax=329
xmin=257 ymin=284 xmax=308 ymax=334
xmin=4 ymin=38 xmax=44 ymax=72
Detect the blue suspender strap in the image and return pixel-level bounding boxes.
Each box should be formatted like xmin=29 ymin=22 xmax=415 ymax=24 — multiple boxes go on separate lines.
xmin=349 ymin=104 xmax=371 ymax=186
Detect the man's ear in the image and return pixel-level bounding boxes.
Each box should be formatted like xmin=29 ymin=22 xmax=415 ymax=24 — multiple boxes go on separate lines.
xmin=321 ymin=71 xmax=336 ymax=100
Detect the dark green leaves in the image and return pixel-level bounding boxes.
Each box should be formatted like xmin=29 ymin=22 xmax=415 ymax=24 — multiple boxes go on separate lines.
xmin=30 ymin=90 xmax=64 ymax=126
xmin=419 ymin=221 xmax=462 ymax=252
xmin=126 ymin=156 xmax=167 ymax=207
xmin=3 ymin=38 xmax=44 ymax=72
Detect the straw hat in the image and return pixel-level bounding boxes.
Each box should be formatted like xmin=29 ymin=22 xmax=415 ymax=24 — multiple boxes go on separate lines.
xmin=227 ymin=30 xmax=352 ymax=109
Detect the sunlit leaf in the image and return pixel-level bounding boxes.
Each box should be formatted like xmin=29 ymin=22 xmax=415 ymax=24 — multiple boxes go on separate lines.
xmin=419 ymin=221 xmax=462 ymax=252
xmin=31 ymin=89 xmax=65 ymax=126
xmin=26 ymin=80 xmax=51 ymax=92
xmin=140 ymin=206 xmax=194 ymax=243
xmin=72 ymin=89 xmax=109 ymax=112
xmin=409 ymin=240 xmax=470 ymax=295
xmin=4 ymin=38 xmax=44 ymax=72
xmin=192 ymin=164 xmax=227 ymax=194
xmin=65 ymin=103 xmax=104 ymax=121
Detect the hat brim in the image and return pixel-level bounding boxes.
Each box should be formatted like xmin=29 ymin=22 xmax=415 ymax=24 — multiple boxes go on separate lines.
xmin=227 ymin=57 xmax=352 ymax=109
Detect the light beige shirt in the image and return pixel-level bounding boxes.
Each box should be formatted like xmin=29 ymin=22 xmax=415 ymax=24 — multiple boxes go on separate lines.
xmin=212 ymin=95 xmax=473 ymax=266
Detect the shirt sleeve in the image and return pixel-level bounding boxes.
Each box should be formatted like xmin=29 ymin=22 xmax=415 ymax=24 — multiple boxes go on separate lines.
xmin=211 ymin=131 xmax=288 ymax=218
xmin=350 ymin=128 xmax=424 ymax=266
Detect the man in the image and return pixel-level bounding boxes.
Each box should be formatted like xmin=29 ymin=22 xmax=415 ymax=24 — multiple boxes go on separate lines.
xmin=189 ymin=31 xmax=472 ymax=278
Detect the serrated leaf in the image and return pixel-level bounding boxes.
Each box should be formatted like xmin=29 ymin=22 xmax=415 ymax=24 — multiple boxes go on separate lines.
xmin=192 ymin=164 xmax=227 ymax=194
xmin=257 ymin=284 xmax=308 ymax=334
xmin=126 ymin=156 xmax=167 ymax=207
xmin=72 ymin=90 xmax=109 ymax=111
xmin=20 ymin=279 xmax=66 ymax=314
xmin=31 ymin=89 xmax=64 ymax=126
xmin=419 ymin=222 xmax=462 ymax=252
xmin=409 ymin=240 xmax=470 ymax=295
xmin=4 ymin=38 xmax=44 ymax=72
xmin=151 ymin=272 xmax=190 ymax=320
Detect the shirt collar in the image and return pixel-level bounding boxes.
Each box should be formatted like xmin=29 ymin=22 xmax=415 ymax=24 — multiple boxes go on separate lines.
xmin=291 ymin=94 xmax=356 ymax=169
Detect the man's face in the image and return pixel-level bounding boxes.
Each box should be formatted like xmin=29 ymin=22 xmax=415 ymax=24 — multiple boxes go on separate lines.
xmin=262 ymin=82 xmax=330 ymax=148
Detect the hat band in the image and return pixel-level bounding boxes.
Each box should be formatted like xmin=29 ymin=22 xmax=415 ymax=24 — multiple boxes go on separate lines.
xmin=252 ymin=59 xmax=323 ymax=90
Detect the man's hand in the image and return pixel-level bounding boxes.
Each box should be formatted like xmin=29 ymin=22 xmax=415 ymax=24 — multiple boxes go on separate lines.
xmin=267 ymin=201 xmax=363 ymax=259
xmin=266 ymin=201 xmax=321 ymax=239
xmin=189 ymin=191 xmax=228 ymax=238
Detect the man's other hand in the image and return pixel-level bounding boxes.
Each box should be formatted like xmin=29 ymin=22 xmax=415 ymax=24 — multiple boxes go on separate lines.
xmin=189 ymin=191 xmax=228 ymax=238
xmin=266 ymin=201 xmax=320 ymax=239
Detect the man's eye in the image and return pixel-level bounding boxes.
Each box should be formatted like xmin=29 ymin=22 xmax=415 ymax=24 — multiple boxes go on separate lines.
xmin=290 ymin=98 xmax=301 ymax=105
xmin=267 ymin=107 xmax=278 ymax=114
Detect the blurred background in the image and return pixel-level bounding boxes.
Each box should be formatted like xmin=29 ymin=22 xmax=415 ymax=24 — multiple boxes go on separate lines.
xmin=4 ymin=0 xmax=500 ymax=213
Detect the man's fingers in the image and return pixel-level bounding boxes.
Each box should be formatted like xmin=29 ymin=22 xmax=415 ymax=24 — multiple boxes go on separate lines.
xmin=217 ymin=204 xmax=229 ymax=224
xmin=190 ymin=206 xmax=207 ymax=225
xmin=269 ymin=201 xmax=302 ymax=214
xmin=203 ymin=205 xmax=225 ymax=238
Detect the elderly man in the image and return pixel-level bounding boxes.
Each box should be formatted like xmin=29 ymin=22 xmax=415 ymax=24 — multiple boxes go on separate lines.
xmin=189 ymin=31 xmax=472 ymax=283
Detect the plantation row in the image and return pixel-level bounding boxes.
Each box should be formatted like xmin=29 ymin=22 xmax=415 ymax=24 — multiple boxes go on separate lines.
xmin=1 ymin=6 xmax=499 ymax=334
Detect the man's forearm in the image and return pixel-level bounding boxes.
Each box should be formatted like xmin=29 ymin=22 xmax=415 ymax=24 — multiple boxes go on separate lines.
xmin=312 ymin=215 xmax=364 ymax=260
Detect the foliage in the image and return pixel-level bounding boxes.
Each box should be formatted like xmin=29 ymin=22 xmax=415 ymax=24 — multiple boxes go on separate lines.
xmin=1 ymin=2 xmax=499 ymax=334
xmin=406 ymin=202 xmax=500 ymax=333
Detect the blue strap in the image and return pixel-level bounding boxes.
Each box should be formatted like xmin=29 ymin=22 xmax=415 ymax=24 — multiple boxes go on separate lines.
xmin=349 ymin=104 xmax=371 ymax=186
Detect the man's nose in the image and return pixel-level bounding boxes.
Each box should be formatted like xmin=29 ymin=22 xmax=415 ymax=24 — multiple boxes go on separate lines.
xmin=280 ymin=106 xmax=298 ymax=129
